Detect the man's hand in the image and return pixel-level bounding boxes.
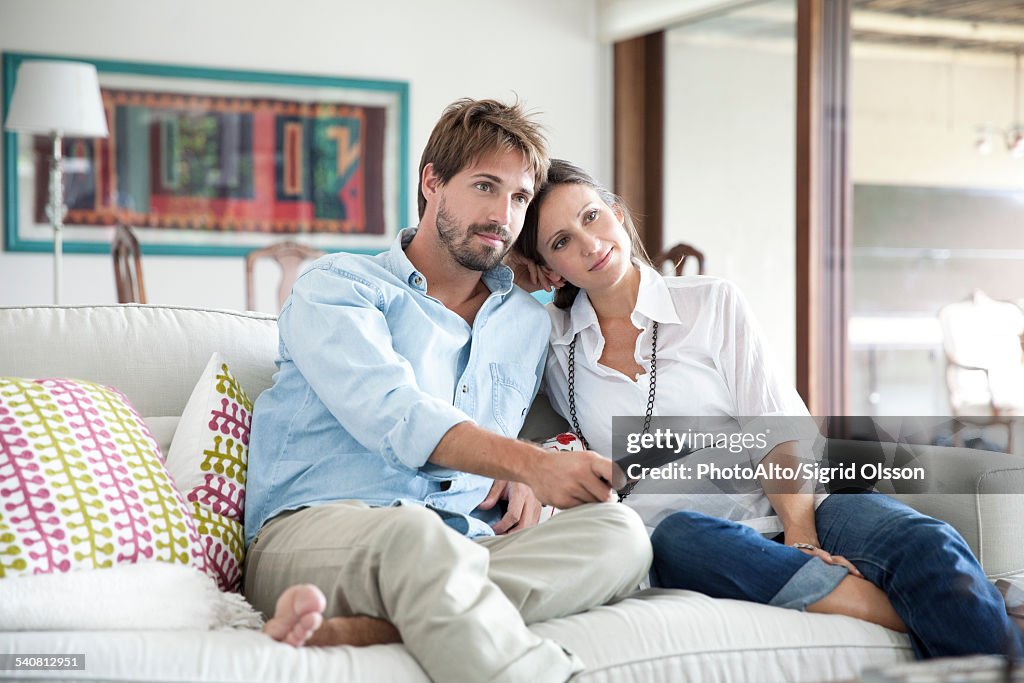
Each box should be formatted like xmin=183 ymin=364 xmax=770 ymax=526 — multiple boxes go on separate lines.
xmin=476 ymin=480 xmax=542 ymax=534
xmin=523 ymin=449 xmax=617 ymax=509
xmin=429 ymin=424 xmax=615 ymax=509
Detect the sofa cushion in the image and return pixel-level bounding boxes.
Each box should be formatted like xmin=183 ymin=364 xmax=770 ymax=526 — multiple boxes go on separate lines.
xmin=166 ymin=354 xmax=252 ymax=593
xmin=0 ymin=590 xmax=912 ymax=683
xmin=143 ymin=416 xmax=181 ymax=461
xmin=0 ymin=306 xmax=278 ymax=422
xmin=0 ymin=377 xmax=208 ymax=579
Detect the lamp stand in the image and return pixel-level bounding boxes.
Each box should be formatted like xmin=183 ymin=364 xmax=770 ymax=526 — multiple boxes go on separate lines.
xmin=48 ymin=133 xmax=64 ymax=305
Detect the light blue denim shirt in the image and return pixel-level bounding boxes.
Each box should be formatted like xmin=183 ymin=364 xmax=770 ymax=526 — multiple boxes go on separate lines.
xmin=244 ymin=228 xmax=550 ymax=546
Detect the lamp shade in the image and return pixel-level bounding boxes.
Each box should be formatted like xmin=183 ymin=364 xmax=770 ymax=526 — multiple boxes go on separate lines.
xmin=4 ymin=60 xmax=109 ymax=137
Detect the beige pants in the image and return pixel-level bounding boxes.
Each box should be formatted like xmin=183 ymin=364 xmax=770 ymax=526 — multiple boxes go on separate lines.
xmin=244 ymin=501 xmax=651 ymax=683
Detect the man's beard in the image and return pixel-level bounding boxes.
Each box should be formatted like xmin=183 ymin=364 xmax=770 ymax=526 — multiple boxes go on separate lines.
xmin=436 ymin=198 xmax=512 ymax=272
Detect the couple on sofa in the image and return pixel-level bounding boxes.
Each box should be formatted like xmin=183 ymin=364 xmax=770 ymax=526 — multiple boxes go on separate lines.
xmin=242 ymin=97 xmax=1021 ymax=683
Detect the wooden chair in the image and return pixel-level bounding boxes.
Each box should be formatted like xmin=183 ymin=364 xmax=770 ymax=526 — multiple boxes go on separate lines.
xmin=112 ymin=224 xmax=146 ymax=304
xmin=654 ymin=242 xmax=705 ymax=275
xmin=245 ymin=241 xmax=326 ymax=312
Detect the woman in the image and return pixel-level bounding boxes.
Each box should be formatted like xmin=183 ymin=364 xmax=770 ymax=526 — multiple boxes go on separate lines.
xmin=510 ymin=159 xmax=1022 ymax=659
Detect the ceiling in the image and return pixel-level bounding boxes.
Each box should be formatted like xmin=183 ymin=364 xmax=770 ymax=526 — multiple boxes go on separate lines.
xmin=665 ymin=0 xmax=1024 ymax=56
xmin=853 ymin=1 xmax=1024 ymax=27
xmin=853 ymin=0 xmax=1024 ymax=54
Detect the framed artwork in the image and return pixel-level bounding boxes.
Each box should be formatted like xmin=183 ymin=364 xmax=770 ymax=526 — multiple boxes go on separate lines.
xmin=3 ymin=52 xmax=409 ymax=255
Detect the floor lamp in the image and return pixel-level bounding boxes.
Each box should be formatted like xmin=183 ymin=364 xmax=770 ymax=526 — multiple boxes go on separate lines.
xmin=4 ymin=61 xmax=109 ymax=304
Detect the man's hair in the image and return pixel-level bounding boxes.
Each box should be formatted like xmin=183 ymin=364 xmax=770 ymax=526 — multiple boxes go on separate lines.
xmin=417 ymin=98 xmax=549 ymax=219
xmin=515 ymin=159 xmax=652 ymax=310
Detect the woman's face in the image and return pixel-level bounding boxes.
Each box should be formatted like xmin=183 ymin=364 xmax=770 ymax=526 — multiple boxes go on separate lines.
xmin=535 ymin=183 xmax=634 ymax=293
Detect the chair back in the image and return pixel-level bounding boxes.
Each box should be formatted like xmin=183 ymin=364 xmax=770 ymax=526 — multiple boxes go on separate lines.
xmin=112 ymin=224 xmax=146 ymax=304
xmin=938 ymin=290 xmax=1024 ymax=416
xmin=655 ymin=242 xmax=705 ymax=276
xmin=245 ymin=241 xmax=326 ymax=312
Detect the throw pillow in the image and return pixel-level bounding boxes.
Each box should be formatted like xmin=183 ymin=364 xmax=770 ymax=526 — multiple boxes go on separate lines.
xmin=0 ymin=378 xmax=208 ymax=578
xmin=165 ymin=353 xmax=251 ymax=593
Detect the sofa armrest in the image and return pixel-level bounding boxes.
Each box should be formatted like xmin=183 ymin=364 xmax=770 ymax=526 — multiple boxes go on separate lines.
xmin=829 ymin=439 xmax=1024 ymax=579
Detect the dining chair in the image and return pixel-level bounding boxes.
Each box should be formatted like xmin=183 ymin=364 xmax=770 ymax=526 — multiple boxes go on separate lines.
xmin=245 ymin=241 xmax=326 ymax=312
xmin=112 ymin=224 xmax=146 ymax=304
xmin=654 ymin=242 xmax=705 ymax=276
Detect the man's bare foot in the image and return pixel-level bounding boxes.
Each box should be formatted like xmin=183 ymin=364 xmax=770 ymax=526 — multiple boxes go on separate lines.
xmin=262 ymin=584 xmax=327 ymax=647
xmin=307 ymin=615 xmax=402 ymax=647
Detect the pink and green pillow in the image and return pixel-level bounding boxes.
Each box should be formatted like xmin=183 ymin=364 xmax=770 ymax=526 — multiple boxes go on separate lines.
xmin=0 ymin=378 xmax=207 ymax=579
xmin=165 ymin=353 xmax=251 ymax=593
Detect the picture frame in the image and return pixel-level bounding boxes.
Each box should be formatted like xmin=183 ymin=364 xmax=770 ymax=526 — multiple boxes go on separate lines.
xmin=3 ymin=52 xmax=410 ymax=256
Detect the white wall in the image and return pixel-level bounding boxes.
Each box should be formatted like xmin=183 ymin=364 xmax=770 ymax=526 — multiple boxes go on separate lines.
xmin=851 ymin=46 xmax=1024 ymax=189
xmin=664 ymin=35 xmax=797 ymax=385
xmin=0 ymin=0 xmax=611 ymax=310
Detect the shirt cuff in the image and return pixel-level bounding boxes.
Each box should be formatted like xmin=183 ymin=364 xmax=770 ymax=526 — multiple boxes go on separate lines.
xmin=379 ymin=398 xmax=475 ymax=471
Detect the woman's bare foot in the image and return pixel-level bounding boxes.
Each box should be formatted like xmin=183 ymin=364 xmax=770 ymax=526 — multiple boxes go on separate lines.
xmin=307 ymin=615 xmax=402 ymax=647
xmin=262 ymin=584 xmax=327 ymax=647
xmin=808 ymin=575 xmax=907 ymax=632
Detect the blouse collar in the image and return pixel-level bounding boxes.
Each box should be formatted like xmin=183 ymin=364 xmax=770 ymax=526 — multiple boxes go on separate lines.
xmin=551 ymin=264 xmax=682 ymax=346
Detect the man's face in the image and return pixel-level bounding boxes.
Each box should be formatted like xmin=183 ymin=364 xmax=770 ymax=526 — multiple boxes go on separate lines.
xmin=429 ymin=149 xmax=535 ymax=272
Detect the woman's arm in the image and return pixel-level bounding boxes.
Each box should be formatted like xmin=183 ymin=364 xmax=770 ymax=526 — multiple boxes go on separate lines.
xmin=761 ymin=441 xmax=863 ymax=577
xmin=759 ymin=441 xmax=820 ymax=547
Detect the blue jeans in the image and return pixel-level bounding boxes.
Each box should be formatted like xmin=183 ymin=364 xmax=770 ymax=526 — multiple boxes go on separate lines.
xmin=649 ymin=493 xmax=1023 ymax=659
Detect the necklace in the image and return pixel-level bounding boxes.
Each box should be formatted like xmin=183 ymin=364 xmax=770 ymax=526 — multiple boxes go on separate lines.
xmin=567 ymin=321 xmax=657 ymax=501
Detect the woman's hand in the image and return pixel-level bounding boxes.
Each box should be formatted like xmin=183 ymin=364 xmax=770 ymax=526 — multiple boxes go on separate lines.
xmin=504 ymin=250 xmax=566 ymax=293
xmin=789 ymin=540 xmax=863 ymax=578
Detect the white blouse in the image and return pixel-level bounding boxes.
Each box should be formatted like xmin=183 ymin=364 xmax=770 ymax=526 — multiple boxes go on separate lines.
xmin=543 ymin=265 xmax=823 ymax=534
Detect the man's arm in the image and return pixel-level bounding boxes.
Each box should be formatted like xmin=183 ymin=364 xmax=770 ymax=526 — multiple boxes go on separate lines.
xmin=281 ymin=266 xmax=470 ymax=474
xmin=433 ymin=422 xmax=615 ymax=509
xmin=283 ymin=265 xmax=613 ymax=508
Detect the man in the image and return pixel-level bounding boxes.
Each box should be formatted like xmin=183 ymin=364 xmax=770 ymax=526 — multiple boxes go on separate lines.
xmin=243 ymin=98 xmax=651 ymax=683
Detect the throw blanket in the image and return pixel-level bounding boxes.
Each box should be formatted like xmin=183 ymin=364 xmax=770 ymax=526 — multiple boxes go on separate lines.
xmin=0 ymin=562 xmax=264 ymax=631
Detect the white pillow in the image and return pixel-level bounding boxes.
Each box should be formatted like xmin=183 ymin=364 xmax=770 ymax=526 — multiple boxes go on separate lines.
xmin=166 ymin=353 xmax=252 ymax=593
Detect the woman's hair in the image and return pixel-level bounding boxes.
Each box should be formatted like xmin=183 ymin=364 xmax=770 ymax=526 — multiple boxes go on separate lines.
xmin=515 ymin=159 xmax=652 ymax=309
xmin=417 ymin=98 xmax=549 ymax=219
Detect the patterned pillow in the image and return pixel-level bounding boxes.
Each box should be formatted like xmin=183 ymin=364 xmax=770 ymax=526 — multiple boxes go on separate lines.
xmin=538 ymin=432 xmax=586 ymax=520
xmin=165 ymin=353 xmax=250 ymax=593
xmin=0 ymin=378 xmax=208 ymax=579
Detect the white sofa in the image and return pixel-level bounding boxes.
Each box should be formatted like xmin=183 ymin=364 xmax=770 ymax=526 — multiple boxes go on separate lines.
xmin=1 ymin=304 xmax=1021 ymax=683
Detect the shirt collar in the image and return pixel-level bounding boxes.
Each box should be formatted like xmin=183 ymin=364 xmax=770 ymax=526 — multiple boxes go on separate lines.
xmin=551 ymin=263 xmax=681 ymax=346
xmin=386 ymin=226 xmax=515 ymax=296
xmin=633 ymin=263 xmax=682 ymax=327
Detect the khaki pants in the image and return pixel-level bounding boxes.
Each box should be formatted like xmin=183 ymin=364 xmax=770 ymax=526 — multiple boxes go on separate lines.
xmin=244 ymin=501 xmax=651 ymax=683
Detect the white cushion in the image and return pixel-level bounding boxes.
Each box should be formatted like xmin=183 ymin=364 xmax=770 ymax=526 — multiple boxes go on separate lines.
xmin=143 ymin=416 xmax=180 ymax=460
xmin=0 ymin=590 xmax=911 ymax=682
xmin=0 ymin=305 xmax=278 ymax=421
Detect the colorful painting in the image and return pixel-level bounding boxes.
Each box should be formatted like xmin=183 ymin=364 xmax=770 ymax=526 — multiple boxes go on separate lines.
xmin=3 ymin=52 xmax=409 ymax=255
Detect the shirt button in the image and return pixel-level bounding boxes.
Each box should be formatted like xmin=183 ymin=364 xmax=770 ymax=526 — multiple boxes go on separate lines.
xmin=461 ymin=385 xmax=468 ymax=393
